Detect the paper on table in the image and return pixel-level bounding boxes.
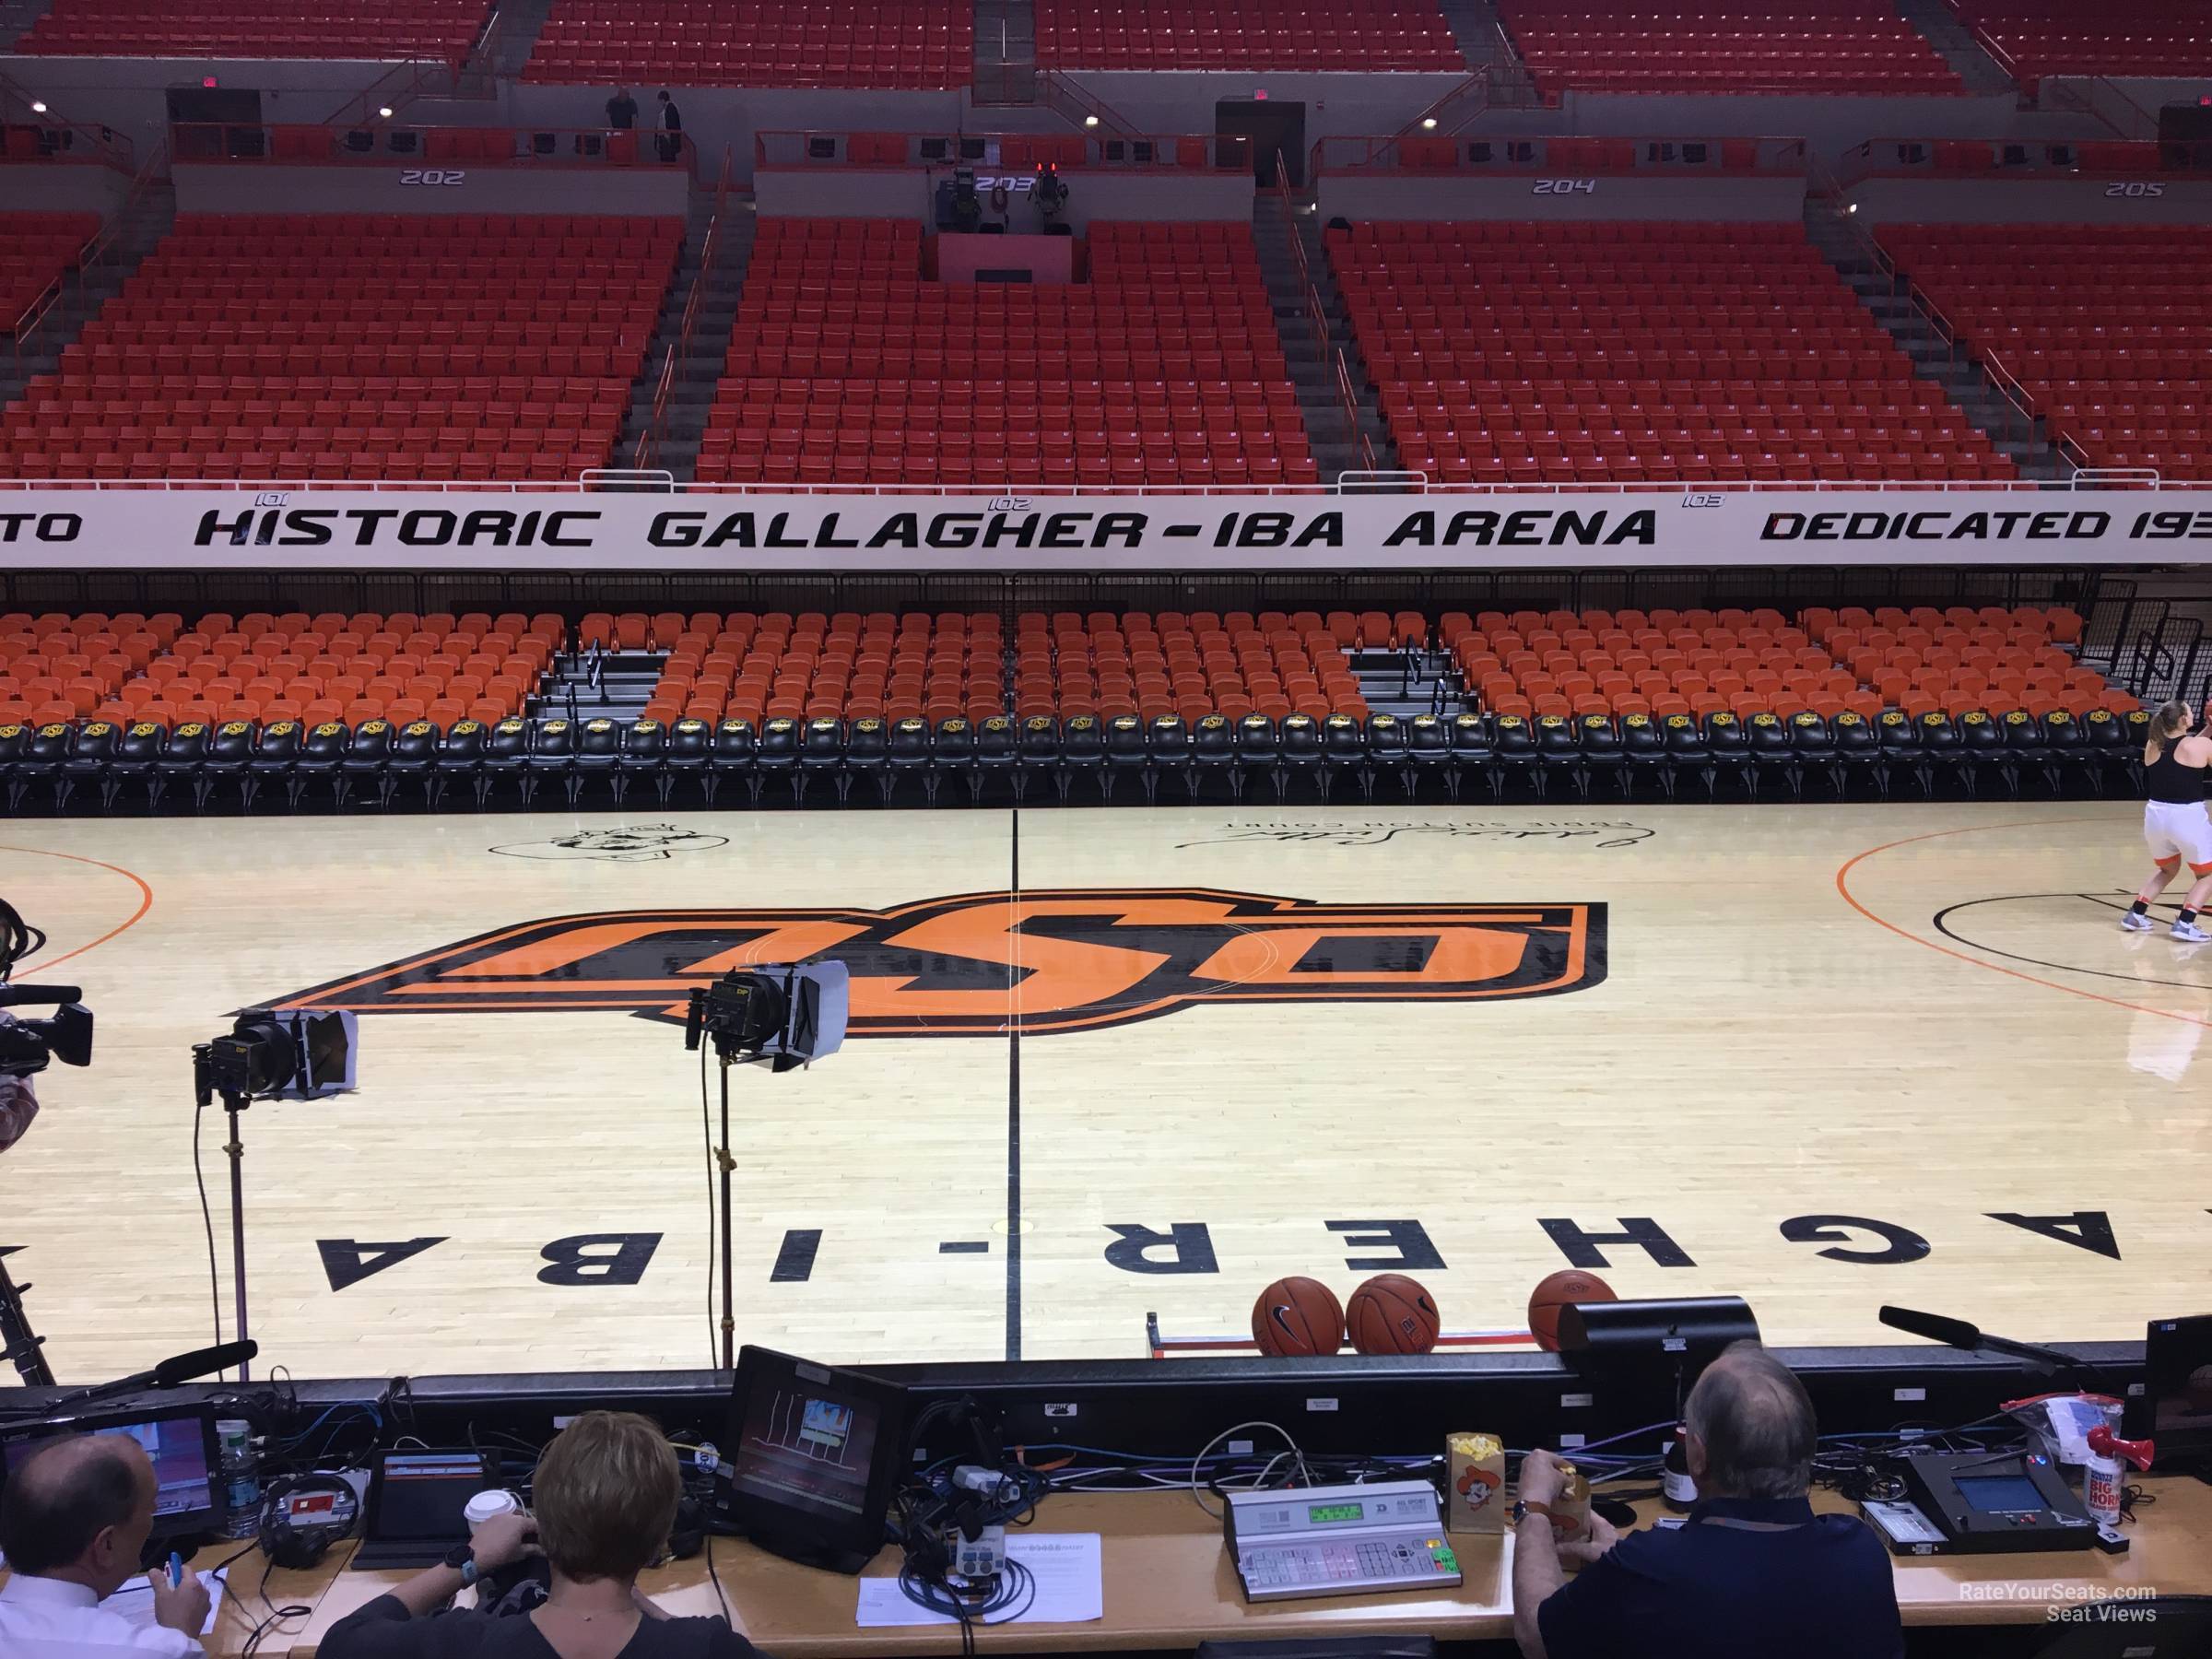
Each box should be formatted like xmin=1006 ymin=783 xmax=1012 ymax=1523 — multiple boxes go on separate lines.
xmin=854 ymin=1533 xmax=1103 ymax=1627
xmin=109 ymin=1567 xmax=229 ymax=1636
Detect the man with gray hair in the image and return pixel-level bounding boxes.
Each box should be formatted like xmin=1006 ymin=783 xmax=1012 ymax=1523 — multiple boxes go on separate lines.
xmin=1512 ymin=1341 xmax=1902 ymax=1659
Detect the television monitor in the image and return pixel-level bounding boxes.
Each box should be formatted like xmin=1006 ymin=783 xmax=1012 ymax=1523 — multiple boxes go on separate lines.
xmin=0 ymin=1404 xmax=224 ymax=1542
xmin=719 ymin=1346 xmax=904 ymax=1573
xmin=2127 ymin=1313 xmax=2212 ymax=1460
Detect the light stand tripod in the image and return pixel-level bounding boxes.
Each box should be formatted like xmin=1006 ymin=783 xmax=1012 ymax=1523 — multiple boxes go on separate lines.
xmin=0 ymin=1247 xmax=55 ymax=1386
xmin=685 ymin=993 xmax=744 ymax=1372
xmin=677 ymin=964 xmax=848 ymax=1373
xmin=193 ymin=1044 xmax=256 ymax=1383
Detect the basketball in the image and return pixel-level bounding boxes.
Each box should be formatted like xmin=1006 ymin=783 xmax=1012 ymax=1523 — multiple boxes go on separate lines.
xmin=1346 ymin=1274 xmax=1441 ymax=1356
xmin=1252 ymin=1277 xmax=1345 ymax=1357
xmin=1527 ymin=1269 xmax=1618 ymax=1352
xmin=2187 ymin=1363 xmax=2212 ymax=1413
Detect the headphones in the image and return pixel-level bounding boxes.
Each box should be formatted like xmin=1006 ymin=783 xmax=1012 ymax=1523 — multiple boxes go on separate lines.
xmin=257 ymin=1473 xmax=360 ymax=1571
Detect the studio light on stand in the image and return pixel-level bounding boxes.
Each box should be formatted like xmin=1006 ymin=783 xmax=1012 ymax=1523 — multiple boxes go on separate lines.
xmin=191 ymin=1008 xmax=357 ymax=1381
xmin=683 ymin=962 xmax=848 ymax=1370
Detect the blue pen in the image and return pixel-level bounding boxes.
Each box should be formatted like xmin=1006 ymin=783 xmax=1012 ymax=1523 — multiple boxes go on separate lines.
xmin=167 ymin=1551 xmax=184 ymax=1589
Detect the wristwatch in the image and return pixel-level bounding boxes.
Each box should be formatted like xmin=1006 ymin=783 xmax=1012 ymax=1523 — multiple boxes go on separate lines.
xmin=441 ymin=1541 xmax=480 ymax=1587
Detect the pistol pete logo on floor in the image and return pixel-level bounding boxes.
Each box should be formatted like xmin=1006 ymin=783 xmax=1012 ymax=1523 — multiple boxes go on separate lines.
xmin=274 ymin=888 xmax=1606 ymax=1037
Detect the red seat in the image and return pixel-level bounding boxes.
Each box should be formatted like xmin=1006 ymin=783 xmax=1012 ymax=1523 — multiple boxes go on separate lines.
xmin=691 ymin=217 xmax=1315 ymax=489
xmin=0 ymin=212 xmax=682 ymax=483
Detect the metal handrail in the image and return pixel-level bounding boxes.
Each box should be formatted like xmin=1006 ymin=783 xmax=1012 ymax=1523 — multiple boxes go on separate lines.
xmin=1831 ymin=135 xmax=2206 ymax=185
xmin=1315 ymin=131 xmax=1811 ymax=178
xmin=1269 ymin=147 xmax=1372 ymax=465
xmin=1807 ymin=152 xmax=2050 ymax=461
xmin=1396 ymin=71 xmax=1489 ymax=138
xmin=631 ymin=145 xmax=733 ymax=470
xmin=5 ymin=215 xmax=102 ymax=371
xmin=753 ymin=127 xmax=1223 ymax=171
xmin=453 ymin=4 xmax=512 ymax=94
xmin=167 ymin=121 xmax=695 ymax=174
xmin=0 ymin=69 xmax=135 ymax=168
xmin=1036 ymin=68 xmax=1142 ymax=138
xmin=322 ymin=58 xmax=461 ymax=130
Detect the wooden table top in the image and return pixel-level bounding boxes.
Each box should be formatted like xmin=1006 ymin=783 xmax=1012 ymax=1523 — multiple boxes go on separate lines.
xmin=260 ymin=1474 xmax=2212 ymax=1656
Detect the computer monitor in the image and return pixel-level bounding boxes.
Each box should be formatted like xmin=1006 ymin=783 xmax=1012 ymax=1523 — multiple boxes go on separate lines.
xmin=2128 ymin=1313 xmax=2212 ymax=1461
xmin=720 ymin=1346 xmax=904 ymax=1573
xmin=0 ymin=1404 xmax=224 ymax=1542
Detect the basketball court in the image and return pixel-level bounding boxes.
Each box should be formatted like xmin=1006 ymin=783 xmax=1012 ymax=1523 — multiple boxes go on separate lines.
xmin=5 ymin=799 xmax=2207 ymax=1384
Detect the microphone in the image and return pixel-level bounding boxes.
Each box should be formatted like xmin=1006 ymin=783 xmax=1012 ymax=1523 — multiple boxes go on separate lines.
xmin=24 ymin=1341 xmax=261 ymax=1414
xmin=1879 ymin=1305 xmax=2088 ymax=1381
xmin=153 ymin=1341 xmax=258 ymax=1387
xmin=1878 ymin=1305 xmax=1983 ymax=1347
xmin=0 ymin=983 xmax=84 ymax=1006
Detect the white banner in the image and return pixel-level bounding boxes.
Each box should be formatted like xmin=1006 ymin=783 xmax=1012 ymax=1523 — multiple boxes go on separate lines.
xmin=4 ymin=488 xmax=2211 ymax=571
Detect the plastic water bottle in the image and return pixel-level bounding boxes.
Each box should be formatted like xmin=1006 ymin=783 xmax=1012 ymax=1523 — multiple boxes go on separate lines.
xmin=217 ymin=1420 xmax=259 ymax=1539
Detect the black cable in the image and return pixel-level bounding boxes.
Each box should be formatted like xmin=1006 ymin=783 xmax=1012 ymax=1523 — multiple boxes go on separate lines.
xmin=704 ymin=1536 xmax=732 ymax=1626
xmin=699 ymin=1036 xmax=715 ymax=1369
xmin=191 ymin=1098 xmax=224 ymax=1363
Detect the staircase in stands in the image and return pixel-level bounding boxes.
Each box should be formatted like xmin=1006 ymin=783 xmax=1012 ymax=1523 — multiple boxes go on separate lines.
xmin=1803 ymin=191 xmax=2069 ymax=481
xmin=1437 ymin=0 xmax=1537 ymax=100
xmin=617 ymin=193 xmax=757 ymax=480
xmin=0 ymin=173 xmax=175 ymax=418
xmin=537 ymin=649 xmax=663 ymax=723
xmin=482 ymin=0 xmax=556 ymax=77
xmin=1250 ymin=187 xmax=1403 ymax=483
xmin=973 ymin=0 xmax=1038 ymax=106
xmin=1891 ymin=0 xmax=2017 ymax=96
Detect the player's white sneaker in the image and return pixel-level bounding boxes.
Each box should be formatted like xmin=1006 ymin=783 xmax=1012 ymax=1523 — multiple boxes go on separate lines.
xmin=2172 ymin=920 xmax=2209 ymax=944
xmin=2121 ymin=911 xmax=2153 ymax=932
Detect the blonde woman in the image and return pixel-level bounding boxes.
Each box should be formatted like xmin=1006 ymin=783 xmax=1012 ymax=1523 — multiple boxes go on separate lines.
xmin=325 ymin=1412 xmax=760 ymax=1659
xmin=2123 ymin=700 xmax=2212 ymax=944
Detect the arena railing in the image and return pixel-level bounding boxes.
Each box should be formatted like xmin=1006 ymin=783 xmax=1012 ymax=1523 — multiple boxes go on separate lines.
xmin=3 ymin=475 xmax=2189 ymax=497
xmin=0 ymin=71 xmax=135 ymax=171
xmin=1312 ymin=133 xmax=1809 ymax=178
xmin=1835 ymin=135 xmax=2212 ymax=183
xmin=168 ymin=121 xmax=696 ymax=174
xmin=753 ymin=129 xmax=1239 ymax=172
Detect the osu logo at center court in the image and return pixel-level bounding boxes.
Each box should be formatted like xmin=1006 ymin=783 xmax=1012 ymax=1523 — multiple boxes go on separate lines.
xmin=275 ymin=888 xmax=1606 ymax=1037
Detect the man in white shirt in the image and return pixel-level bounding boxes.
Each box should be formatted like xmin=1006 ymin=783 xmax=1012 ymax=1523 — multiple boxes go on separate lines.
xmin=0 ymin=1433 xmax=211 ymax=1657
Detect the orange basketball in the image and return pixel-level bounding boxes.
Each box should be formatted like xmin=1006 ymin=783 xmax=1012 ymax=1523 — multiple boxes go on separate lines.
xmin=1253 ymin=1277 xmax=1344 ymax=1357
xmin=1527 ymin=1269 xmax=1617 ymax=1352
xmin=1346 ymin=1274 xmax=1441 ymax=1356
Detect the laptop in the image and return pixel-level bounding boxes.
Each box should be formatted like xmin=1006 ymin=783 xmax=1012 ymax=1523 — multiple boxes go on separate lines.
xmin=351 ymin=1449 xmax=495 ymax=1570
